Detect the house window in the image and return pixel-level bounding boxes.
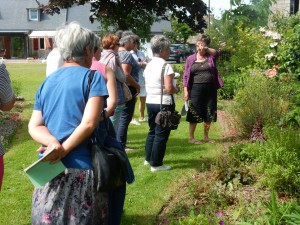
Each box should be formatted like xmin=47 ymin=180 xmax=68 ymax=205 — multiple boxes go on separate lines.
xmin=28 ymin=9 xmax=39 ymax=21
xmin=290 ymin=0 xmax=299 ymax=15
xmin=39 ymin=38 xmax=45 ymax=50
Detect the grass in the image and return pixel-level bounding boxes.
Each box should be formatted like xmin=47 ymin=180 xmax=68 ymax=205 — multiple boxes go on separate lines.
xmin=0 ymin=63 xmax=225 ymax=225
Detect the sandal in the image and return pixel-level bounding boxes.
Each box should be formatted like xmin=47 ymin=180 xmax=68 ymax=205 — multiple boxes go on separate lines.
xmin=203 ymin=138 xmax=215 ymax=143
xmin=189 ymin=139 xmax=203 ymax=145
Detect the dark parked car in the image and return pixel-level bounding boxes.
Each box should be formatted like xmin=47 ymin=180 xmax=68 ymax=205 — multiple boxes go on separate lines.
xmin=168 ymin=44 xmax=193 ymax=63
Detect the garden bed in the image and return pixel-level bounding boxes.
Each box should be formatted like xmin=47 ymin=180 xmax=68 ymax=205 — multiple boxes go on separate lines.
xmin=0 ymin=98 xmax=23 ymax=149
xmin=157 ymin=109 xmax=272 ymax=224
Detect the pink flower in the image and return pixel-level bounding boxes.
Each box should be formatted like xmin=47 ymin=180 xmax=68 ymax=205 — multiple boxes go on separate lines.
xmin=266 ymin=68 xmax=277 ymax=78
xmin=42 ymin=213 xmax=51 ymax=224
xmin=217 ymin=211 xmax=223 ymax=217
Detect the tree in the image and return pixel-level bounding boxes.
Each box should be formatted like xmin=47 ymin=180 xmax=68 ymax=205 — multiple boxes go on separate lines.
xmin=223 ymin=0 xmax=275 ymax=28
xmin=38 ymin=0 xmax=208 ymax=38
xmin=164 ymin=18 xmax=196 ymax=44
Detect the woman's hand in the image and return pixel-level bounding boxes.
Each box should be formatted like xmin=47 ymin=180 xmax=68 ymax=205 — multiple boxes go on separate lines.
xmin=134 ymin=83 xmax=141 ymax=95
xmin=184 ymin=88 xmax=189 ymax=101
xmin=37 ymin=140 xmax=66 ymax=163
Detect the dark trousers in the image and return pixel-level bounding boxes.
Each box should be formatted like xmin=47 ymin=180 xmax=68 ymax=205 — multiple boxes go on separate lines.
xmin=116 ymin=96 xmax=137 ymax=147
xmin=108 ymin=184 xmax=126 ymax=225
xmin=106 ymin=119 xmax=126 ymax=225
xmin=145 ymin=103 xmax=173 ymax=167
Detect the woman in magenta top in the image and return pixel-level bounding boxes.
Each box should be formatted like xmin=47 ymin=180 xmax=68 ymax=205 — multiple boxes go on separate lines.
xmin=183 ymin=34 xmax=222 ymax=145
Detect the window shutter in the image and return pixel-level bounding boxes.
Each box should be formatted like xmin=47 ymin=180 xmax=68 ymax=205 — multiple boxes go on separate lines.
xmin=33 ymin=38 xmax=39 ymax=50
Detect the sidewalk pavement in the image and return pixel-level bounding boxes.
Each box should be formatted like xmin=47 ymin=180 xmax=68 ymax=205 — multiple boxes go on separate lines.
xmin=0 ymin=58 xmax=46 ymax=64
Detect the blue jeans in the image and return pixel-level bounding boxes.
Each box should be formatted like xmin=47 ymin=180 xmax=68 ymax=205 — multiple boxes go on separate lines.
xmin=116 ymin=97 xmax=137 ymax=147
xmin=145 ymin=103 xmax=174 ymax=167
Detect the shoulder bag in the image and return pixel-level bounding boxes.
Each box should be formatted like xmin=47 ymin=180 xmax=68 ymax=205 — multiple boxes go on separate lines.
xmin=105 ymin=53 xmax=132 ymax=104
xmin=154 ymin=63 xmax=181 ymax=130
xmin=85 ymin=70 xmax=135 ymax=192
xmin=115 ymin=65 xmax=132 ymax=103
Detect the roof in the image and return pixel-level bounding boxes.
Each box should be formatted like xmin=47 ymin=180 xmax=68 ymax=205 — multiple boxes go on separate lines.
xmin=0 ymin=0 xmax=171 ymax=35
xmin=0 ymin=0 xmax=99 ymax=32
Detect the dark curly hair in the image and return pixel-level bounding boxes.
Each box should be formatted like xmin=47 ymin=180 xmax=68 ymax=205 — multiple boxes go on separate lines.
xmin=196 ymin=34 xmax=211 ymax=46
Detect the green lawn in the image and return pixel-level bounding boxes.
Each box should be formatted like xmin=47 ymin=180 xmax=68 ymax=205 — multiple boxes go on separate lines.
xmin=0 ymin=63 xmax=225 ymax=225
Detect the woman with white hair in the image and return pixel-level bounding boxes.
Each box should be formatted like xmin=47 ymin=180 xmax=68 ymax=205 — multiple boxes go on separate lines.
xmin=117 ymin=34 xmax=141 ymax=149
xmin=144 ymin=35 xmax=180 ymax=172
xmin=28 ymin=22 xmax=109 ymax=225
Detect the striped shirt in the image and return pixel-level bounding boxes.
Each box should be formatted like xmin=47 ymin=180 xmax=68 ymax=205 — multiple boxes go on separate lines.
xmin=0 ymin=63 xmax=14 ymax=156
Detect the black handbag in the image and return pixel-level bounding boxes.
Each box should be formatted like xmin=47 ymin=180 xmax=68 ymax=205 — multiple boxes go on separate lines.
xmin=154 ymin=63 xmax=181 ymax=130
xmin=155 ymin=110 xmax=181 ymax=130
xmin=90 ymin=134 xmax=132 ymax=192
xmin=85 ymin=70 xmax=135 ymax=192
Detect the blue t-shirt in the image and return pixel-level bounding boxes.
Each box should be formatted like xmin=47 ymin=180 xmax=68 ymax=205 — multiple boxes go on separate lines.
xmin=118 ymin=50 xmax=140 ymax=83
xmin=34 ymin=66 xmax=108 ymax=169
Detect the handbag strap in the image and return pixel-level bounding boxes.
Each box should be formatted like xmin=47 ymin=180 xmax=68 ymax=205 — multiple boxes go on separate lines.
xmin=84 ymin=70 xmax=96 ymax=104
xmin=159 ymin=63 xmax=174 ymax=110
xmin=85 ymin=70 xmax=111 ymax=138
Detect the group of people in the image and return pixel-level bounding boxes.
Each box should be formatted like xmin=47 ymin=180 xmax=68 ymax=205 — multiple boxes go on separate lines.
xmin=27 ymin=22 xmax=168 ymax=225
xmin=0 ymin=21 xmax=223 ymax=224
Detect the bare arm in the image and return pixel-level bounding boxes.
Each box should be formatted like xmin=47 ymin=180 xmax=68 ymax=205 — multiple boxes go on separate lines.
xmin=121 ymin=64 xmax=140 ymax=93
xmin=206 ymin=47 xmax=218 ymax=56
xmin=184 ymin=87 xmax=189 ymax=101
xmin=164 ymin=74 xmax=180 ymax=95
xmin=105 ymin=66 xmax=117 ymax=117
xmin=28 ymin=96 xmax=104 ymax=161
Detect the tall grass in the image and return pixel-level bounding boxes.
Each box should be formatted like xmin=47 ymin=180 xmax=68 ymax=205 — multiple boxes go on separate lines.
xmin=0 ymin=63 xmax=225 ymax=225
xmin=231 ymin=72 xmax=289 ymax=137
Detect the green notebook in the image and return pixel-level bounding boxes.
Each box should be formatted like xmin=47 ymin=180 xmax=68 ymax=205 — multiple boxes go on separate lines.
xmin=24 ymin=149 xmax=66 ymax=188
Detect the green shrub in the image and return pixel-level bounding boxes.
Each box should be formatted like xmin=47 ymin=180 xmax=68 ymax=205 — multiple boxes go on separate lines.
xmin=279 ymin=107 xmax=300 ymax=128
xmin=217 ymin=145 xmax=255 ymax=187
xmin=172 ymin=63 xmax=185 ymax=76
xmin=230 ymin=72 xmax=289 ymax=137
xmin=218 ymin=71 xmax=248 ymax=100
xmin=172 ymin=63 xmax=185 ymax=89
xmin=11 ymin=80 xmax=22 ymax=97
xmin=237 ymin=190 xmax=300 ymax=224
xmin=257 ymin=127 xmax=300 ymax=195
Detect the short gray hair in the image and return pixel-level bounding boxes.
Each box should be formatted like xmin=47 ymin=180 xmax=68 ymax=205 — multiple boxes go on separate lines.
xmin=55 ymin=21 xmax=96 ymax=61
xmin=121 ymin=30 xmax=134 ymax=38
xmin=94 ymin=34 xmax=101 ymax=52
xmin=150 ymin=35 xmax=170 ymax=54
xmin=119 ymin=35 xmax=134 ymax=47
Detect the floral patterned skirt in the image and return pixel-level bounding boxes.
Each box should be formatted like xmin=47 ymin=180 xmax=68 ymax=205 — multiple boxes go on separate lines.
xmin=32 ymin=168 xmax=108 ymax=225
xmin=186 ymin=83 xmax=217 ymax=123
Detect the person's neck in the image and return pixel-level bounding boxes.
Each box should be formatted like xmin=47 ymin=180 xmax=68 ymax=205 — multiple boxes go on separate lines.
xmin=153 ymin=53 xmax=165 ymax=60
xmin=197 ymin=53 xmax=206 ymax=59
xmin=119 ymin=46 xmax=127 ymax=51
xmin=63 ymin=60 xmax=87 ymax=68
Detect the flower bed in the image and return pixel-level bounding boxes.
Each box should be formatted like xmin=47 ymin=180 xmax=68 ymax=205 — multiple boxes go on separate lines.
xmin=0 ymin=98 xmax=23 ymax=150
